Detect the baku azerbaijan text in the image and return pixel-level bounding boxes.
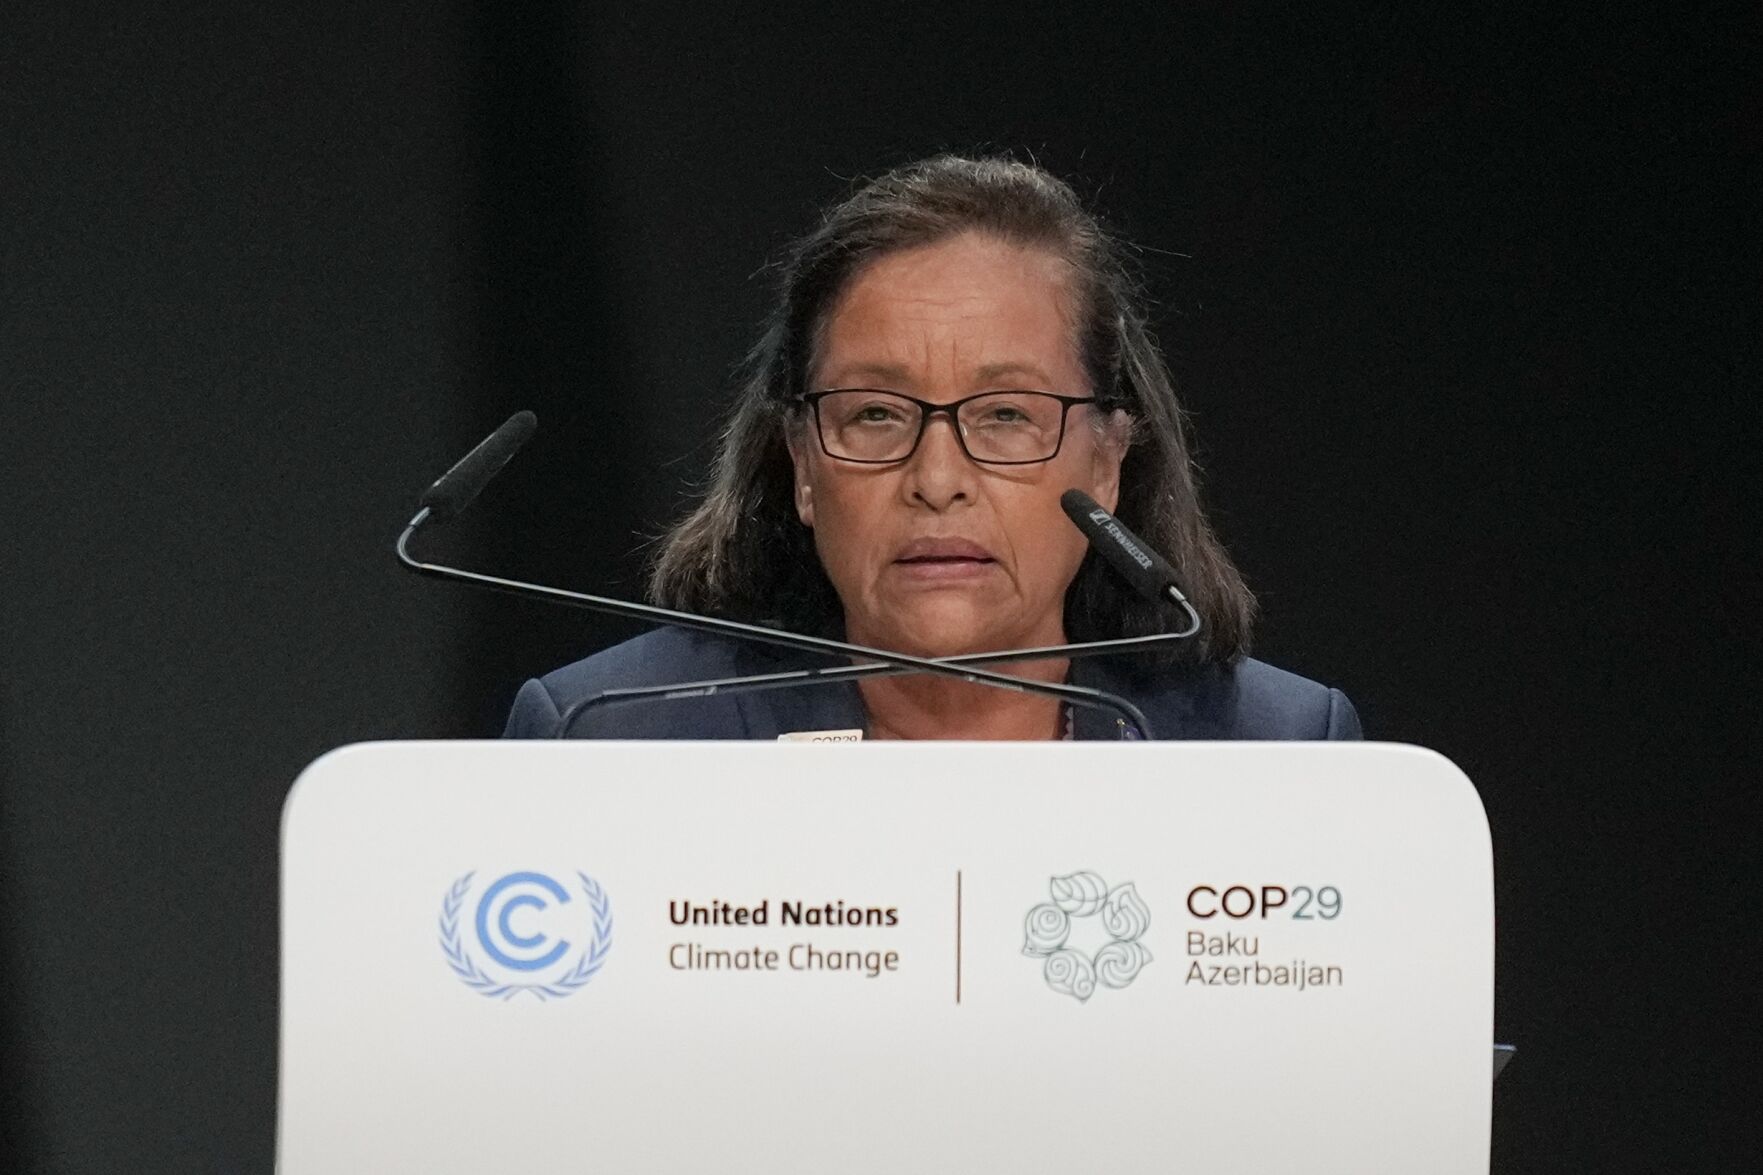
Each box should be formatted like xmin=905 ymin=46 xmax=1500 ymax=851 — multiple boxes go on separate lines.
xmin=1186 ymin=932 xmax=1343 ymax=989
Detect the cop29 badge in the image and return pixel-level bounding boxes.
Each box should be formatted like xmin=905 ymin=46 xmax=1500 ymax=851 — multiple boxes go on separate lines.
xmin=1022 ymin=871 xmax=1152 ymax=1003
xmin=439 ymin=870 xmax=613 ymax=1001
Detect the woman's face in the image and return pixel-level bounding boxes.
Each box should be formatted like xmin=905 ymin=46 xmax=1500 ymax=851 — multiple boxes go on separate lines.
xmin=788 ymin=232 xmax=1128 ymax=657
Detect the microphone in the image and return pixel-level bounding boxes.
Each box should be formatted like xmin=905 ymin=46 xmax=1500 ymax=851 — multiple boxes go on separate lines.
xmin=398 ymin=414 xmax=1155 ymax=738
xmin=1061 ymin=489 xmax=1190 ymax=606
xmin=558 ymin=509 xmax=1204 ymax=733
xmin=420 ymin=410 xmax=537 ymax=522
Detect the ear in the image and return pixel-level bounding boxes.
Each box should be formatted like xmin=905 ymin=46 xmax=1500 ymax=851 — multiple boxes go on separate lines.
xmin=1087 ymin=409 xmax=1131 ymax=513
xmin=785 ymin=428 xmax=815 ymax=528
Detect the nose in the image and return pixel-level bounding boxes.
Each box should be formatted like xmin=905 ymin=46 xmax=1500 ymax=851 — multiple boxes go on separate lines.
xmin=904 ymin=411 xmax=975 ymax=510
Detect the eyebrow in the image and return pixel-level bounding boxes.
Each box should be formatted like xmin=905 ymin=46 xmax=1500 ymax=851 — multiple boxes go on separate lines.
xmin=821 ymin=361 xmax=1056 ymax=387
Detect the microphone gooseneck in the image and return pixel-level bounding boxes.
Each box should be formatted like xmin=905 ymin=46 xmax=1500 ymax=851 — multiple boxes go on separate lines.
xmin=559 ymin=496 xmax=1204 ymax=733
xmin=560 ymin=625 xmax=1201 ymax=734
xmin=398 ymin=415 xmax=1155 ymax=738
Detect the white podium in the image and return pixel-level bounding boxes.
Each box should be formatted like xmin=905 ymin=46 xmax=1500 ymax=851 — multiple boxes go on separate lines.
xmin=278 ymin=741 xmax=1494 ymax=1173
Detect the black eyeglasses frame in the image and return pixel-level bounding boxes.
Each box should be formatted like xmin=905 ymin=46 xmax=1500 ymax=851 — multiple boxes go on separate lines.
xmin=796 ymin=388 xmax=1102 ymax=466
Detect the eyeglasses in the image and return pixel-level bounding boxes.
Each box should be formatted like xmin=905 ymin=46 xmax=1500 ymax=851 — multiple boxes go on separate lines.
xmin=798 ymin=389 xmax=1100 ymax=465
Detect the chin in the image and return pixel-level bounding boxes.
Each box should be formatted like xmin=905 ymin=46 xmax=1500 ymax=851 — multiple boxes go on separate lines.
xmin=868 ymin=600 xmax=1008 ymax=658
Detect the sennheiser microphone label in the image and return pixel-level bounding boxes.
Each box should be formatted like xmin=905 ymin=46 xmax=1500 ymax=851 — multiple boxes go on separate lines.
xmin=1090 ymin=508 xmax=1156 ymax=569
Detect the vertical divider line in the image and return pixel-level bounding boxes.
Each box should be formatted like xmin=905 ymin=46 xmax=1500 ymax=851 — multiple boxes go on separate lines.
xmin=956 ymin=869 xmax=963 ymax=1004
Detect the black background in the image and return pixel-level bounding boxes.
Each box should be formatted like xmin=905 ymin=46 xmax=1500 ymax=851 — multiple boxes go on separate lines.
xmin=2 ymin=3 xmax=1752 ymax=1171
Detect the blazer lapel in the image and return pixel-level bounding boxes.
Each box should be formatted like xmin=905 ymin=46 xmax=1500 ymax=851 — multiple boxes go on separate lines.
xmin=1069 ymin=656 xmax=1199 ymax=741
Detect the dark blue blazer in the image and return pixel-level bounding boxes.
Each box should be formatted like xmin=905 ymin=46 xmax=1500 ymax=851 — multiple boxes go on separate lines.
xmin=502 ymin=627 xmax=1363 ymax=741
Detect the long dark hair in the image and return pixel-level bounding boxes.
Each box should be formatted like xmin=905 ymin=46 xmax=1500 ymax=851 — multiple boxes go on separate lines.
xmin=649 ymin=154 xmax=1255 ymax=666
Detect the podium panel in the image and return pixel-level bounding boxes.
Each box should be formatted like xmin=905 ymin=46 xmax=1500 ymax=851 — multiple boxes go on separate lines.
xmin=279 ymin=741 xmax=1492 ymax=1173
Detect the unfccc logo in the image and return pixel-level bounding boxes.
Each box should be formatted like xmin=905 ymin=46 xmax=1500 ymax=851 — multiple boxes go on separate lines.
xmin=438 ymin=870 xmax=613 ymax=1001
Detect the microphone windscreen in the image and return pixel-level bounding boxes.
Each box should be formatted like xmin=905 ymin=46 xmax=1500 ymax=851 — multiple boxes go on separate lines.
xmin=1060 ymin=489 xmax=1184 ymax=604
xmin=420 ymin=410 xmax=538 ymax=521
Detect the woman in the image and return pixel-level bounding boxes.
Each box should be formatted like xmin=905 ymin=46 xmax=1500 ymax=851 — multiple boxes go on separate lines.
xmin=504 ymin=154 xmax=1360 ymax=741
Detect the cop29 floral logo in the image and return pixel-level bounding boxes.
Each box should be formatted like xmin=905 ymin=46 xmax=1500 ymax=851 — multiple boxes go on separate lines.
xmin=438 ymin=870 xmax=613 ymax=1001
xmin=1021 ymin=871 xmax=1152 ymax=1003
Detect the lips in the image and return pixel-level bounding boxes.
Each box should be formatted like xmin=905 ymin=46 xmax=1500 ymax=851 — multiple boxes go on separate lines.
xmin=890 ymin=537 xmax=999 ymax=582
xmin=893 ymin=537 xmax=997 ymax=565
